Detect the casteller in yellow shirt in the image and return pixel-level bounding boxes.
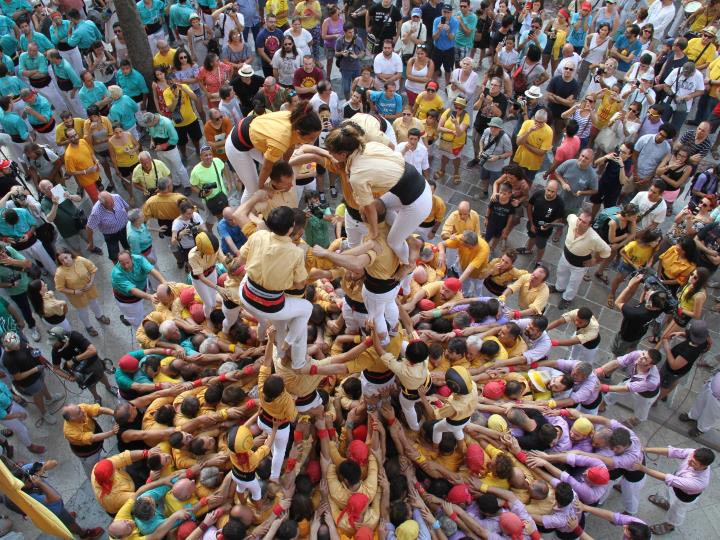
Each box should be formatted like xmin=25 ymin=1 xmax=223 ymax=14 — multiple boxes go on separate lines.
xmin=513 ymin=119 xmax=553 ymax=172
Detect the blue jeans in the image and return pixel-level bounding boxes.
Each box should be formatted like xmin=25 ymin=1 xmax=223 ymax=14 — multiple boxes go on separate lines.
xmin=242 ymin=25 xmax=260 ymax=44
xmin=663 ymin=106 xmax=688 ymax=133
xmin=693 ymin=94 xmax=718 ymax=123
xmin=341 ymin=69 xmax=359 ymax=99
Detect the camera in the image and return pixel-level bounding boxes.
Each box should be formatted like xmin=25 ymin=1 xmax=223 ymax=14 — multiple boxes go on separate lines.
xmin=10 ymin=193 xmax=26 ymax=205
xmin=69 ymin=358 xmax=94 ymax=389
xmin=147 ymin=186 xmax=158 ymax=196
xmin=630 ymin=267 xmax=679 ymax=314
xmin=199 ymin=182 xmax=217 ymax=198
xmin=1 ymin=272 xmax=21 ymax=286
xmin=478 ymin=152 xmax=490 ymax=167
xmin=189 ymin=224 xmax=201 ymax=237
xmin=441 ymin=16 xmax=446 ymax=24
xmin=307 ymin=202 xmax=325 ymax=219
xmin=596 ymin=67 xmax=605 ymax=76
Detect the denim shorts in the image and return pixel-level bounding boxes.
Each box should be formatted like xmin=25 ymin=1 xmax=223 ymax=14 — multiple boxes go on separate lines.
xmin=615 ymin=260 xmax=636 ymax=276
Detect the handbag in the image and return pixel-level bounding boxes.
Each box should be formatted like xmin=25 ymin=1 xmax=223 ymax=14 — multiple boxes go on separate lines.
xmin=171 ymin=89 xmax=184 ymax=124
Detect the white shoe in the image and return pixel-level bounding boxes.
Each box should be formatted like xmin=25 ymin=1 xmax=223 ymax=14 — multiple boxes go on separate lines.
xmin=30 ymin=328 xmax=40 ymax=342
xmin=45 ymin=393 xmax=63 ymax=405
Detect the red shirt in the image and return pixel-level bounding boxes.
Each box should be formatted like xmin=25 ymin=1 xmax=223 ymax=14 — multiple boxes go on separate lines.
xmin=292 ymin=67 xmax=324 ymax=99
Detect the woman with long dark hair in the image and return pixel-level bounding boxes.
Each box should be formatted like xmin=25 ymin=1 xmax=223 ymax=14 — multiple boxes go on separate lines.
xmin=27 ymin=279 xmax=70 ymax=332
xmin=225 ymin=102 xmax=322 ymax=202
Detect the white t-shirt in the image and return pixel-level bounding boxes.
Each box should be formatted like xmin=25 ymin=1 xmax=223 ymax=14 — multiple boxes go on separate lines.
xmin=373 ymin=52 xmax=403 ymax=90
xmin=271 ymin=50 xmax=302 ymax=86
xmin=217 ymin=11 xmax=245 ymax=48
xmin=284 ymin=28 xmax=313 ymax=57
xmin=309 ymin=91 xmax=341 ymax=125
xmin=396 ymin=141 xmax=429 ymax=172
xmin=395 ymin=20 xmax=427 ymax=56
xmin=498 ymin=47 xmax=520 ymax=70
xmin=585 ymin=73 xmax=617 ymax=94
xmin=665 ymin=68 xmax=705 ymax=111
xmin=172 ymin=212 xmax=205 ymax=249
xmin=553 ymin=54 xmax=582 ymax=78
xmin=630 ymin=191 xmax=667 ymax=230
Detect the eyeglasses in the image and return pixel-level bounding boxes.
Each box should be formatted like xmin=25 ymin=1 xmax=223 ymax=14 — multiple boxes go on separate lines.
xmin=643 ymin=29 xmax=651 ymax=33
xmin=585 ymin=98 xmax=594 ymax=103
xmin=403 ymin=112 xmax=412 ymax=116
xmin=564 ymin=67 xmax=575 ymax=71
xmin=427 ymin=88 xmax=436 ymax=93
xmin=700 ymin=201 xmax=710 ymax=207
xmin=532 ymin=25 xmax=540 ymax=29
xmin=178 ymin=55 xmax=188 ymax=59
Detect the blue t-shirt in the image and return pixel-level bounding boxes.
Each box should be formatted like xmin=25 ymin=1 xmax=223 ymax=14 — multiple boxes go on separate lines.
xmin=370 ymin=90 xmax=402 ymax=116
xmin=567 ymin=13 xmax=592 ymax=47
xmin=432 ymin=15 xmax=459 ymax=51
xmin=256 ymin=28 xmax=284 ymax=65
xmin=614 ymin=35 xmax=642 ymax=72
xmin=217 ymin=218 xmax=247 ymax=255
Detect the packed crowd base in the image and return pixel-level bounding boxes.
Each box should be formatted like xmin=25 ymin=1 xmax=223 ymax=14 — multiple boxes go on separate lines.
xmin=0 ymin=0 xmax=718 ymax=537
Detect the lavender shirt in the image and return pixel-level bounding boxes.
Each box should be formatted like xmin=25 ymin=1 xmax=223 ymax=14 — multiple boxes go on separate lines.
xmin=609 ymin=419 xmax=643 ymax=471
xmin=556 ymin=359 xmax=600 ymax=406
xmin=487 ymin=499 xmax=537 ymax=540
xmin=617 ymin=351 xmax=660 ymax=394
xmin=547 ymin=415 xmax=572 ymax=453
xmin=613 ymin=512 xmax=647 ymax=537
xmin=665 ymin=446 xmax=711 ymax=495
xmin=571 ymin=436 xmax=594 ymax=453
xmin=516 ymin=318 xmax=552 ymax=362
xmin=563 ymin=453 xmax=610 ymax=504
xmin=542 ymin=481 xmax=580 ymax=533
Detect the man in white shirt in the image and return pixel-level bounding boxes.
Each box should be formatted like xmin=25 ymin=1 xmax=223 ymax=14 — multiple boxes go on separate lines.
xmin=396 ymin=127 xmax=429 ymax=177
xmin=396 ymin=8 xmax=427 ymax=58
xmin=552 ymin=45 xmax=582 ymax=78
xmin=629 ymin=180 xmax=667 ymax=234
xmin=645 ymin=0 xmax=675 ymax=41
xmin=661 ymin=61 xmax=705 ymax=131
xmin=373 ymin=39 xmax=403 ymax=89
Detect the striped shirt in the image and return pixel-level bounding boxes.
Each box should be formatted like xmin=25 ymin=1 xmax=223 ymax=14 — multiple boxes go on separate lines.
xmin=87 ymin=194 xmax=130 ymax=235
xmin=680 ymin=130 xmax=712 ymax=161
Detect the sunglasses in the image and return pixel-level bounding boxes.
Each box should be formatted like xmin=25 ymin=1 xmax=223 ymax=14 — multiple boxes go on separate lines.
xmin=564 ymin=67 xmax=575 ymax=71
xmin=585 ymin=99 xmax=594 ymax=103
xmin=427 ymin=88 xmax=436 ymax=93
xmin=287 ymin=90 xmax=297 ymax=97
xmin=417 ymin=44 xmax=427 ymax=49
xmin=403 ymin=112 xmax=412 ymax=116
xmin=700 ymin=201 xmax=710 ymax=207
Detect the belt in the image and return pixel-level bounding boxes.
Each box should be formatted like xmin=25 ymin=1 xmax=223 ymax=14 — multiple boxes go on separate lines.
xmin=259 ymin=410 xmax=289 ymax=429
xmin=581 ymin=391 xmax=603 ymax=409
xmin=13 ymin=233 xmax=37 ymax=251
xmin=346 ymin=205 xmax=362 ymax=221
xmin=362 ymin=369 xmax=394 ymax=385
xmin=389 ymin=162 xmax=426 ymax=205
xmin=364 ymin=272 xmax=399 ymax=294
xmin=242 ymin=277 xmax=285 ymax=313
xmin=145 ymin=20 xmax=163 ymax=34
xmin=447 ymin=416 xmax=471 ymax=426
xmin=419 ymin=219 xmax=436 ymax=228
xmin=231 ymin=467 xmax=257 ymax=482
xmin=295 ymin=391 xmax=318 ymax=407
xmin=400 ymin=375 xmax=431 ymax=399
xmin=32 ymin=117 xmax=55 ymax=133
xmin=564 ymin=246 xmax=591 ymax=267
xmin=113 ymin=289 xmax=143 ymax=303
xmin=56 ymin=42 xmax=74 ymax=51
xmin=673 ymin=486 xmax=701 ymax=503
xmin=344 ymin=295 xmax=367 ymax=314
xmin=230 ymin=115 xmax=255 ymax=151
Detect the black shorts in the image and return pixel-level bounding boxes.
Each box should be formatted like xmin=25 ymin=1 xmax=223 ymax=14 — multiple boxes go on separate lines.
xmin=432 ymin=47 xmax=455 ymax=74
xmin=526 ymin=221 xmax=551 ymax=248
xmin=484 ymin=221 xmax=506 ymax=240
xmin=659 ymin=362 xmax=687 ymax=389
xmin=176 ymin=119 xmax=203 ymax=146
xmin=118 ymin=164 xmax=137 ymax=178
xmin=589 ymin=182 xmax=622 ymax=207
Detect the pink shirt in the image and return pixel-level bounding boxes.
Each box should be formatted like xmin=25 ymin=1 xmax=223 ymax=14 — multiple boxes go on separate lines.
xmin=665 ymin=446 xmax=711 ymax=495
xmin=554 ymin=135 xmax=581 ymax=163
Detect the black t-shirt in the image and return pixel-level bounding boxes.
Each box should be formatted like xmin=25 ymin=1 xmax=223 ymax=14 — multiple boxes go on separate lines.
xmin=0 ymin=174 xmax=21 ymax=199
xmin=697 ymin=221 xmax=720 ymax=269
xmin=51 ymin=331 xmax=98 ymax=368
xmin=344 ymin=102 xmax=362 ymax=119
xmin=346 ymin=0 xmax=373 ymax=29
xmin=487 ymin=199 xmax=515 ymax=230
xmin=546 ymin=76 xmax=580 ymax=119
xmin=667 ymin=339 xmax=708 ymax=376
xmin=619 ymin=302 xmax=660 ymax=341
xmin=230 ymin=74 xmax=264 ymax=113
xmin=420 ymin=2 xmax=442 ymax=40
xmin=517 ymin=408 xmax=551 ymax=451
xmin=529 ymin=191 xmax=565 ymax=226
xmin=369 ymin=3 xmax=401 ymax=41
xmin=4 ymin=347 xmax=41 ymax=389
xmin=474 ymin=90 xmax=508 ymax=132
xmin=658 ymin=53 xmax=688 ymax=84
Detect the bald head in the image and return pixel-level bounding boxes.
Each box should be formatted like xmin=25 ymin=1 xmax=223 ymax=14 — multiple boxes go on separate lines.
xmin=108 ymin=520 xmax=133 ymax=538
xmin=38 ymin=179 xmax=53 ymax=195
xmin=61 ymin=404 xmax=82 ymax=421
xmin=172 ymin=478 xmax=195 ymax=500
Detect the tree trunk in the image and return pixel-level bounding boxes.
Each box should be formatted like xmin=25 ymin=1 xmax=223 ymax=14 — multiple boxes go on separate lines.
xmin=113 ymin=0 xmax=154 ymax=87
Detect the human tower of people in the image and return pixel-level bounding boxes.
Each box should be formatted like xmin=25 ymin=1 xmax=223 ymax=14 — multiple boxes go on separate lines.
xmin=0 ymin=0 xmax=717 ymax=537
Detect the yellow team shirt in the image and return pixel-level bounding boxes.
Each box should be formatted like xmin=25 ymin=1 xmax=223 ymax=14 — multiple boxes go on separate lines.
xmin=295 ymin=0 xmax=320 ymax=28
xmin=91 ymin=451 xmax=136 ymax=514
xmin=239 ymin=229 xmax=308 ymax=292
xmin=63 ymin=403 xmax=101 ymax=446
xmin=248 ymin=110 xmax=305 ymax=163
xmin=421 ymin=280 xmax=461 ymax=305
xmin=707 ymin=56 xmax=720 ymax=99
xmin=441 ymin=209 xmax=481 ymax=238
xmin=439 ymin=108 xmax=470 ymax=149
xmin=507 ymin=273 xmax=549 ymax=314
xmin=424 ymin=194 xmax=447 ymax=225
xmin=266 ymin=0 xmax=289 ymax=26
xmin=513 ymin=120 xmax=553 ymax=171
xmin=685 ymin=37 xmax=717 ymax=67
xmin=443 ymin=234 xmax=490 ymax=277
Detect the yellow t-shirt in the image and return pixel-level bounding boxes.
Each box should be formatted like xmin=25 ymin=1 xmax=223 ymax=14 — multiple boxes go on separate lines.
xmin=708 ymin=56 xmax=720 ymax=99
xmin=163 ymin=84 xmax=198 ymax=127
xmin=295 ymin=0 xmax=320 ymax=28
xmin=513 ymin=120 xmax=553 ymax=171
xmin=439 ymin=108 xmax=470 ymax=149
xmin=620 ymin=240 xmax=654 ymax=268
xmin=153 ymin=48 xmax=177 ymax=68
xmin=685 ymin=38 xmax=717 ymax=68
xmin=415 ymin=92 xmax=445 ymax=120
xmin=266 ymin=0 xmax=289 ymax=26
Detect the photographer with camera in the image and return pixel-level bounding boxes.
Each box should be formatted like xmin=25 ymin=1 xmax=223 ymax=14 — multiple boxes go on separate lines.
xmin=612 ymin=270 xmax=670 ymax=355
xmin=0 ymin=203 xmax=57 ymax=274
xmin=132 ymin=151 xmax=171 ymax=199
xmin=473 ymin=117 xmax=512 ymax=197
xmin=190 ymin=146 xmax=229 ymax=222
xmin=171 ymin=201 xmax=207 ymax=270
xmin=48 ymin=326 xmax=113 ymax=405
xmin=37 ymin=180 xmax=93 ymax=256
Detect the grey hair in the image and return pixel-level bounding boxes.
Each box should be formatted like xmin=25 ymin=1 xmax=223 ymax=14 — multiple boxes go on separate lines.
xmin=157 ymin=177 xmax=172 ymax=191
xmin=462 ymin=230 xmax=479 ymax=246
xmin=466 ymin=334 xmax=483 ymax=351
xmin=199 ymin=466 xmax=222 ymax=487
xmin=218 ymin=361 xmax=237 ymax=375
xmin=127 ymin=208 xmax=142 ymax=222
xmin=108 ymin=85 xmax=123 ymax=100
xmin=533 ymin=109 xmax=548 ymax=122
xmin=159 ymin=320 xmax=177 ymax=337
xmin=138 ymin=151 xmax=152 ymax=161
xmin=198 ymin=336 xmax=219 ymax=354
xmin=575 ymin=361 xmax=593 ymax=378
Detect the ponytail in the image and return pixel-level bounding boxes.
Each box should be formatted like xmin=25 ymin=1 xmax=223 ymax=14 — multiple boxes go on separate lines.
xmin=325 ymin=125 xmax=363 ymax=155
xmin=290 ymin=102 xmax=322 ymax=135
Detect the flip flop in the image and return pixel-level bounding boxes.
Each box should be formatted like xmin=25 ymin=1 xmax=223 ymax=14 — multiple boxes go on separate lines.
xmin=595 ymin=272 xmax=609 ymax=285
xmin=648 ymin=495 xmax=670 ymax=510
xmin=607 ymin=295 xmax=615 ymax=308
xmin=583 ymin=274 xmax=592 ymax=281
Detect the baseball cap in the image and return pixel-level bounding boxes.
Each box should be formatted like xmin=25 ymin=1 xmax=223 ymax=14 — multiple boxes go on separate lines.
xmin=682 ymin=61 xmax=697 ymax=74
xmin=0 ymin=160 xmax=11 ymax=170
xmin=488 ymin=117 xmax=504 ymax=128
xmin=47 ymin=326 xmax=67 ymax=343
xmin=411 ymin=7 xmax=421 ymax=16
xmin=688 ymin=320 xmax=709 ymax=345
xmin=442 ymin=3 xmax=452 ymax=10
xmin=580 ymin=1 xmax=592 ymax=9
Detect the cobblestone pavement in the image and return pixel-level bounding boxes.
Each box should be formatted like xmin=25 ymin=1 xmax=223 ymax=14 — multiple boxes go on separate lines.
xmin=10 ymin=106 xmax=720 ymax=540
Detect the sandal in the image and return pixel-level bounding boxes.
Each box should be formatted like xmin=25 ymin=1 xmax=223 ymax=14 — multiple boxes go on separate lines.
xmin=648 ymin=495 xmax=670 ymax=510
xmin=583 ymin=274 xmax=592 ymax=282
xmin=595 ymin=272 xmax=609 ymax=285
xmin=433 ymin=170 xmax=446 ymax=180
xmin=86 ymin=326 xmax=99 ymax=337
xmin=649 ymin=523 xmax=675 ymax=536
xmin=648 ymin=336 xmax=660 ymax=345
xmin=516 ymin=247 xmax=531 ymax=255
xmin=96 ymin=315 xmax=111 ymax=325
xmin=607 ymin=294 xmax=615 ymax=308
xmin=452 ymin=174 xmax=461 ymax=185
xmin=622 ymin=417 xmax=640 ymax=428
xmin=0 ymin=429 xmax=12 ymax=437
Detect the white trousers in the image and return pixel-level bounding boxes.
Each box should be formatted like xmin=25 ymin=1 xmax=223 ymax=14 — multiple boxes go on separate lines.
xmin=359 ymin=371 xmax=396 ymax=396
xmin=344 ymin=210 xmax=369 ymax=248
xmin=432 ymin=417 xmax=469 ymax=444
xmin=295 ymin=179 xmax=316 ymax=202
xmin=257 ymin=416 xmax=290 ymax=480
xmin=555 ymin=253 xmax=587 ymax=302
xmin=0 ymin=134 xmax=23 ymax=163
xmin=603 ymin=391 xmax=656 ymax=422
xmin=688 ymin=381 xmax=720 ymax=433
xmin=192 ymin=270 xmax=218 ymax=317
xmin=116 ymin=298 xmax=147 ymax=332
xmin=157 ymin=147 xmax=190 ymax=187
xmin=20 ymin=242 xmax=57 ymax=273
xmin=380 ymin=182 xmax=433 ymax=264
xmin=239 ymin=277 xmax=312 ymax=369
xmin=341 ymin=298 xmax=368 ymax=334
xmin=232 ymin=475 xmax=262 ymax=501
xmin=221 ymin=302 xmax=241 ymax=334
xmin=225 ymin=137 xmax=262 ymax=203
xmin=461 ymin=277 xmax=483 ymax=298
xmin=76 ymin=299 xmax=104 ymax=329
xmin=620 ymin=475 xmax=646 ymax=515
xmin=295 ymin=391 xmax=323 ymax=413
xmin=1 ymin=402 xmax=32 ymax=447
xmin=147 ymin=30 xmax=166 ymax=56
xmin=33 ymin=83 xmax=65 ymax=119
xmin=59 ymin=47 xmax=84 ymax=74
xmin=570 ymin=343 xmax=599 ymax=364
xmin=666 ymin=484 xmax=698 ymax=526
xmin=361 ymin=283 xmax=400 ymax=346
xmin=399 ymin=392 xmax=420 ymax=431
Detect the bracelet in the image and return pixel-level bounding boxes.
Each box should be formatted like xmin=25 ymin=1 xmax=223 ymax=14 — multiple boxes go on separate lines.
xmin=328 ymin=428 xmax=337 ymax=438
xmin=548 ymin=399 xmax=557 ymax=408
xmin=154 ymin=383 xmax=161 ymax=390
xmin=164 ymin=348 xmax=172 ymax=355
xmin=142 ymin=449 xmax=149 ymax=459
xmin=433 ymin=308 xmax=442 ymax=319
xmin=245 ymin=399 xmax=256 ymax=409
xmin=363 ymin=337 xmax=373 ymax=347
xmin=192 ymin=379 xmax=202 ymax=388
xmin=507 ymin=366 xmax=516 ymax=372
xmin=449 ymin=512 xmax=459 ymax=522
xmin=529 ymin=362 xmax=539 ymax=369
xmin=480 ymin=483 xmax=488 ymax=493
xmin=453 ymin=329 xmax=463 ymax=337
xmin=228 ymin=344 xmax=235 ymax=353
xmin=600 ymin=383 xmax=610 ymax=393
xmin=551 ymin=339 xmax=559 ymax=346
xmin=516 ymin=451 xmax=528 ymax=463
xmin=432 ymin=520 xmax=441 ymax=530
xmin=242 ymin=365 xmax=254 ymax=376
xmin=199 ymin=496 xmax=208 ymax=507
xmin=559 ymin=409 xmax=570 ymax=417
xmin=530 ymin=531 xmax=542 ymax=540
xmin=309 ymin=364 xmax=318 ymax=375
xmin=272 ymin=503 xmax=283 ymax=517
xmin=317 ymin=429 xmax=329 ymax=439
xmin=218 ymin=373 xmax=228 ymax=382
xmin=512 ymin=310 xmax=521 ymax=320
xmin=595 ymin=367 xmax=605 ymax=377
xmin=219 ymin=410 xmax=229 ymax=421
xmin=498 ymin=295 xmax=506 ymax=302
xmin=354 ymin=335 xmax=362 ymax=344
xmin=198 ymin=523 xmax=209 ymax=533
xmin=185 ymin=469 xmax=195 ymax=479
xmin=387 ymin=416 xmax=396 ymax=426
xmin=573 ymin=526 xmax=584 ymax=536
xmin=284 ymin=457 xmax=297 ymax=472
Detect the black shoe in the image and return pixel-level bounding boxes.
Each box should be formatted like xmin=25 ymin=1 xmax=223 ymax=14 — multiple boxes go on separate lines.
xmin=549 ymin=285 xmax=564 ymax=294
xmin=678 ymin=413 xmax=695 ymax=423
xmin=319 ymin=192 xmax=327 ymax=204
xmin=689 ymin=427 xmax=704 ymax=437
xmin=558 ymin=299 xmax=572 ymax=309
xmin=467 ymin=158 xmax=480 ymax=168
xmin=330 ymin=186 xmax=338 ymax=198
xmin=173 ymin=184 xmax=182 ymax=193
xmin=106 ymin=183 xmax=115 ymax=193
xmin=687 ymin=119 xmax=700 ymax=127
xmin=119 ymin=315 xmax=131 ymax=327
xmin=183 ymin=187 xmax=192 ymax=196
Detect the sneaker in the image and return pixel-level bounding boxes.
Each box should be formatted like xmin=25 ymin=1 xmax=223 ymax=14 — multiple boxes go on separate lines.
xmin=40 ymin=414 xmax=57 ymax=425
xmin=86 ymin=326 xmax=99 ymax=337
xmin=548 ymin=285 xmax=563 ymax=294
xmin=558 ymin=299 xmax=572 ymax=309
xmin=319 ymin=192 xmax=327 ymax=204
xmin=96 ymin=315 xmax=111 ymax=325
xmin=119 ymin=315 xmax=132 ymax=327
xmin=678 ymin=413 xmax=695 ymax=423
xmin=27 ymin=444 xmax=45 ymax=454
xmin=330 ymin=186 xmax=338 ymax=198
xmin=30 ymin=328 xmax=40 ymax=342
xmin=80 ymin=527 xmax=104 ymax=540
